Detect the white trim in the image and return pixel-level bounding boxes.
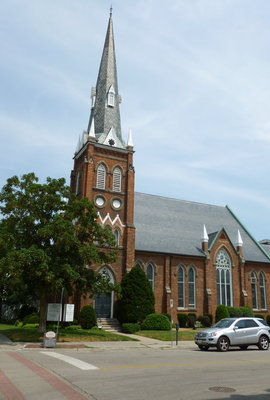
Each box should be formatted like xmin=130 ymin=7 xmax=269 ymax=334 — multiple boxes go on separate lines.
xmin=97 ymin=212 xmax=125 ymax=228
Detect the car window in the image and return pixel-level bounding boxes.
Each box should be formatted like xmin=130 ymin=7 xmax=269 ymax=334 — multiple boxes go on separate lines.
xmin=244 ymin=320 xmax=259 ymax=328
xmin=257 ymin=319 xmax=269 ymax=327
xmin=235 ymin=320 xmax=245 ymax=329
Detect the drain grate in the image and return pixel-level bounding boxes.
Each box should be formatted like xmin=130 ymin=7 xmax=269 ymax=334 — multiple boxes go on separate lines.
xmin=209 ymin=387 xmax=236 ymax=393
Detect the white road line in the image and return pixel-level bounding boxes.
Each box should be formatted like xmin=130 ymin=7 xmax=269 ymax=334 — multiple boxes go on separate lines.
xmin=40 ymin=351 xmax=99 ymax=370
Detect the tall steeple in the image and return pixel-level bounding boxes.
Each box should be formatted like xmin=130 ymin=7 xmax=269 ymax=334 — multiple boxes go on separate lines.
xmin=87 ymin=10 xmax=124 ymax=147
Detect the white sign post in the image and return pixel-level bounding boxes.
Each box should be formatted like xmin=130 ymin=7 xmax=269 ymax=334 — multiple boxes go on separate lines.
xmin=63 ymin=304 xmax=75 ymax=322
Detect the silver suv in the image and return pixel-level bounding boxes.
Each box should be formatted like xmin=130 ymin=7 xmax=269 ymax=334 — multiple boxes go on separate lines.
xmin=195 ymin=317 xmax=270 ymax=352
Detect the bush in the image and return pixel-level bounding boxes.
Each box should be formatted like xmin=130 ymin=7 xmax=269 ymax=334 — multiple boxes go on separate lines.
xmin=22 ymin=313 xmax=39 ymax=326
xmin=186 ymin=313 xmax=196 ymax=328
xmin=227 ymin=307 xmax=242 ymax=318
xmin=177 ymin=313 xmax=188 ymax=328
xmin=197 ymin=315 xmax=212 ymax=327
xmin=122 ymin=323 xmax=140 ymax=334
xmin=239 ymin=306 xmax=253 ymax=317
xmin=267 ymin=315 xmax=270 ymax=326
xmin=117 ymin=266 xmax=155 ymax=323
xmin=215 ymin=305 xmax=229 ymax=322
xmin=141 ymin=313 xmax=171 ymax=330
xmin=162 ymin=313 xmax=171 ymax=321
xmin=79 ymin=305 xmax=97 ymax=329
xmin=254 ymin=314 xmax=265 ymax=320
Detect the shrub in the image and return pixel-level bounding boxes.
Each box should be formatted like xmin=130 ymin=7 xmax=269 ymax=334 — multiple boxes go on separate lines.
xmin=117 ymin=266 xmax=155 ymax=323
xmin=122 ymin=323 xmax=140 ymax=334
xmin=186 ymin=313 xmax=196 ymax=328
xmin=141 ymin=313 xmax=171 ymax=330
xmin=254 ymin=314 xmax=265 ymax=320
xmin=239 ymin=306 xmax=253 ymax=317
xmin=162 ymin=313 xmax=171 ymax=322
xmin=197 ymin=315 xmax=212 ymax=327
xmin=267 ymin=315 xmax=270 ymax=326
xmin=79 ymin=305 xmax=97 ymax=329
xmin=215 ymin=305 xmax=229 ymax=322
xmin=22 ymin=313 xmax=39 ymax=326
xmin=227 ymin=307 xmax=242 ymax=318
xmin=177 ymin=313 xmax=188 ymax=328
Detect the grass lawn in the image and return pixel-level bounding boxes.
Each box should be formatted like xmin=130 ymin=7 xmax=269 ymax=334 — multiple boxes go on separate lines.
xmin=0 ymin=324 xmax=137 ymax=343
xmin=135 ymin=328 xmax=198 ymax=341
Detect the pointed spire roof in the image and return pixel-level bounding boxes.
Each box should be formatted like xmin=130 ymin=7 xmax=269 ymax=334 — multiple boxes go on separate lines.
xmin=202 ymin=224 xmax=209 ymax=243
xmin=87 ymin=12 xmax=123 ymax=146
xmin=236 ymin=229 xmax=243 ymax=247
xmin=127 ymin=128 xmax=134 ymax=148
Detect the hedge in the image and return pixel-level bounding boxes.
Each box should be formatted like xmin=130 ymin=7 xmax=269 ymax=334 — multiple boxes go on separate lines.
xmin=141 ymin=313 xmax=171 ymax=330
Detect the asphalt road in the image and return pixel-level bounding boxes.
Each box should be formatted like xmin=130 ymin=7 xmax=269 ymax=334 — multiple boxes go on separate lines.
xmin=1 ymin=346 xmax=270 ymax=400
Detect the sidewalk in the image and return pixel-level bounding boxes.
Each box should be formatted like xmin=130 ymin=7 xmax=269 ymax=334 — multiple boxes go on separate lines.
xmin=0 ymin=332 xmax=196 ymax=351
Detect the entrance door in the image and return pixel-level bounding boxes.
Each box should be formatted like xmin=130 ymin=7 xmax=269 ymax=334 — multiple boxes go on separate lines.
xmin=94 ymin=266 xmax=115 ymax=318
xmin=95 ymin=293 xmax=112 ymax=318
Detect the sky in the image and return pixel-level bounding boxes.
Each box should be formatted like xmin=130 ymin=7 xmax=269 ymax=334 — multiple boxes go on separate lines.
xmin=1 ymin=0 xmax=270 ymax=241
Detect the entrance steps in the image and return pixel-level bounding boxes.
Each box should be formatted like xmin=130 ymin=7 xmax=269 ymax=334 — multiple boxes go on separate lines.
xmin=97 ymin=318 xmax=121 ymax=332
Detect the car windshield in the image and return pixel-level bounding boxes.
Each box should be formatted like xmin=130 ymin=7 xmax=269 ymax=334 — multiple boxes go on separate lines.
xmin=213 ymin=319 xmax=234 ymax=328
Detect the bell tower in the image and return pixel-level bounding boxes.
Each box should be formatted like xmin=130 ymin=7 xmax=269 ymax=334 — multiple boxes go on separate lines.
xmin=70 ymin=11 xmax=135 ymax=300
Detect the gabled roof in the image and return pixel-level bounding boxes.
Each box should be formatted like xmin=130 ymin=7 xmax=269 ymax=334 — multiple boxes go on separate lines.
xmin=134 ymin=192 xmax=270 ymax=263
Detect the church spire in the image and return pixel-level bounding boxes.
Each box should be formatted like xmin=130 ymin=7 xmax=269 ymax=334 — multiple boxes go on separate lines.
xmin=87 ymin=11 xmax=123 ymax=146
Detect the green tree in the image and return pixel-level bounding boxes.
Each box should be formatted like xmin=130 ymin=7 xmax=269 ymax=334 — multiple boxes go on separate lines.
xmin=0 ymin=173 xmax=117 ymax=332
xmin=118 ymin=266 xmax=155 ymax=323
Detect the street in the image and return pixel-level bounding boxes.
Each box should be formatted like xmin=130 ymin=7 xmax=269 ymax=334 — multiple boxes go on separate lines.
xmin=1 ymin=346 xmax=270 ymax=399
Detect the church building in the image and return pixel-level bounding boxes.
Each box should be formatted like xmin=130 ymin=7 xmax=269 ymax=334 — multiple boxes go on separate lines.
xmin=70 ymin=12 xmax=270 ymax=323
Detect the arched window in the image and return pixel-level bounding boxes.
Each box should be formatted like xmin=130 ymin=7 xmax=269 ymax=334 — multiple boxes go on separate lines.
xmin=259 ymin=272 xmax=266 ymax=310
xmin=107 ymin=85 xmax=115 ymax=107
xmin=113 ymin=167 xmax=122 ymax=192
xmin=251 ymin=272 xmax=258 ymax=309
xmin=216 ymin=249 xmax=232 ymax=306
xmin=135 ymin=261 xmax=143 ymax=269
xmin=113 ymin=229 xmax=120 ymax=246
xmin=178 ymin=267 xmax=185 ymax=308
xmin=188 ymin=267 xmax=196 ymax=308
xmin=75 ymin=172 xmax=81 ymax=195
xmin=96 ymin=164 xmax=106 ymax=189
xmin=147 ymin=263 xmax=154 ymax=291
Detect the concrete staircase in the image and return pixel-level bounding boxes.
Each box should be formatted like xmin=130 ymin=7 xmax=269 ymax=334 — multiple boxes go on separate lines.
xmin=97 ymin=318 xmax=121 ymax=332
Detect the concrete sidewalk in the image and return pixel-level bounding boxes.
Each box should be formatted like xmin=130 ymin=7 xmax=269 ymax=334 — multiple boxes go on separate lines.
xmin=0 ymin=332 xmax=196 ymax=351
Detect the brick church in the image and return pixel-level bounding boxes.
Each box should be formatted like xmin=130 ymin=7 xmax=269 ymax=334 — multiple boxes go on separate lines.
xmin=70 ymin=12 xmax=270 ymax=322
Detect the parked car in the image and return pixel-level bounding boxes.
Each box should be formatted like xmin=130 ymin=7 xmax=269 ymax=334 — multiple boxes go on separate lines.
xmin=194 ymin=317 xmax=270 ymax=352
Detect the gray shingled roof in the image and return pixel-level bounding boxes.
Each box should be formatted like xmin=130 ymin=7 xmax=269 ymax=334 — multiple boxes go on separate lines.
xmin=134 ymin=192 xmax=270 ymax=263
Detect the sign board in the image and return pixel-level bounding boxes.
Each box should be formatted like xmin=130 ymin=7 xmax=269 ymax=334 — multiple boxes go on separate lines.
xmin=63 ymin=304 xmax=74 ymax=322
xmin=43 ymin=331 xmax=56 ymax=348
xmin=170 ymin=299 xmax=174 ymax=308
xmin=47 ymin=303 xmax=62 ymax=322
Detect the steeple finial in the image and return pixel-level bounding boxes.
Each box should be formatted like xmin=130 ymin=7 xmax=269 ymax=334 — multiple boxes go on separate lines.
xmin=110 ymin=5 xmax=113 ymax=17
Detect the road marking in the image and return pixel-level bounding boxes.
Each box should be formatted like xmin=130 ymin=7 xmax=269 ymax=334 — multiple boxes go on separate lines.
xmin=41 ymin=351 xmax=99 ymax=370
xmin=99 ymin=358 xmax=270 ymax=370
xmin=6 ymin=352 xmax=92 ymax=400
xmin=0 ymin=369 xmax=25 ymax=400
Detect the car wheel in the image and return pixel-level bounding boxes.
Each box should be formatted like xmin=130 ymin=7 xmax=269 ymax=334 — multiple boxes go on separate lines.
xmin=198 ymin=345 xmax=209 ymax=351
xmin=239 ymin=345 xmax=248 ymax=350
xmin=258 ymin=335 xmax=269 ymax=350
xmin=217 ymin=336 xmax=230 ymax=352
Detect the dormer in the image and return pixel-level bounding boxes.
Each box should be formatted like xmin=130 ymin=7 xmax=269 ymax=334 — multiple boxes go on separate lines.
xmin=107 ymin=84 xmax=115 ymax=107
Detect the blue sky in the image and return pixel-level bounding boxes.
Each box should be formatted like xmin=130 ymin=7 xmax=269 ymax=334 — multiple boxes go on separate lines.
xmin=1 ymin=0 xmax=270 ymax=240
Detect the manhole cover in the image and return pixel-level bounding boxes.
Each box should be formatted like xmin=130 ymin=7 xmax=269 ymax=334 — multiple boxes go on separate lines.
xmin=209 ymin=387 xmax=236 ymax=393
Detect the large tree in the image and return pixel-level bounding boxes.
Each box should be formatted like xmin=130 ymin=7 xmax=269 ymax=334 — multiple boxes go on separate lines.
xmin=0 ymin=173 xmax=117 ymax=332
